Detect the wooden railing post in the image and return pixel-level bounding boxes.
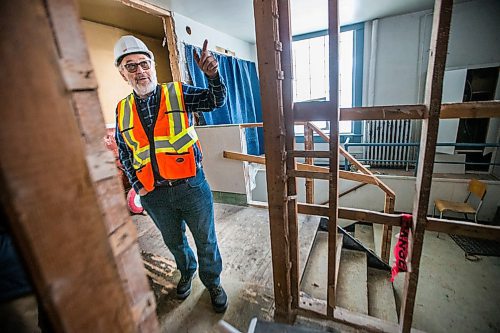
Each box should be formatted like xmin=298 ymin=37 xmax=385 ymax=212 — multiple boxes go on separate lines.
xmin=399 ymin=0 xmax=454 ymax=331
xmin=253 ymin=0 xmax=295 ymax=323
xmin=304 ymin=123 xmax=315 ymax=204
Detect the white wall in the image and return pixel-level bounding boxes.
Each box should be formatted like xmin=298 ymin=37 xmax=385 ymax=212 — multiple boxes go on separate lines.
xmin=172 ymin=12 xmax=257 ymax=62
xmin=364 ymin=0 xmax=500 ymax=106
xmin=196 ymin=125 xmax=248 ymax=195
xmin=251 ymin=170 xmax=500 ymax=222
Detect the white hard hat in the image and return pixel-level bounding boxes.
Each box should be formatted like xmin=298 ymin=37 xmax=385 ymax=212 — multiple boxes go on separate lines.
xmin=113 ymin=35 xmax=154 ymax=66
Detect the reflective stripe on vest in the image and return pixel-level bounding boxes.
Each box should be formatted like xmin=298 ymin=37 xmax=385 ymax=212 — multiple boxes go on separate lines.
xmin=116 ymin=82 xmax=199 ymax=180
xmin=118 ymin=96 xmax=151 ymax=169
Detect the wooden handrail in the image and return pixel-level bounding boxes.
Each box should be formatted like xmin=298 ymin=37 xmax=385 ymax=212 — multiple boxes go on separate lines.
xmin=223 ymin=151 xmax=380 ymax=185
xmin=306 ymin=122 xmax=396 ymax=199
xmin=296 ymin=203 xmax=500 ymax=241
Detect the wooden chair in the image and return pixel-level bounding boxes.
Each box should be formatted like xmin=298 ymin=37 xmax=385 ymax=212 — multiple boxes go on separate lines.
xmin=433 ymin=179 xmax=487 ymax=223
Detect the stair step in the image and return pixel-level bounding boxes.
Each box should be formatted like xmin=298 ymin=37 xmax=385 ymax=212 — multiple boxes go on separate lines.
xmin=336 ymin=249 xmax=368 ymax=315
xmin=301 ymin=232 xmax=343 ymax=301
xmin=354 ymin=224 xmax=375 ymax=252
xmin=367 ymin=268 xmax=398 ymax=323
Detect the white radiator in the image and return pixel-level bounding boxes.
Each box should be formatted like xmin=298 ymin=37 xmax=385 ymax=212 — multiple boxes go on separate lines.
xmin=363 ymin=120 xmax=414 ymax=168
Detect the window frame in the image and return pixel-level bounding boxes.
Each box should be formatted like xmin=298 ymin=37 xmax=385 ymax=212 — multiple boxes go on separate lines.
xmin=292 ymin=22 xmax=364 ymax=143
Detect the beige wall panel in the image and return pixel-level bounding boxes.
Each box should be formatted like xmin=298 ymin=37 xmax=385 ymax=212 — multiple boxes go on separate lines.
xmin=82 ymin=20 xmax=172 ymax=125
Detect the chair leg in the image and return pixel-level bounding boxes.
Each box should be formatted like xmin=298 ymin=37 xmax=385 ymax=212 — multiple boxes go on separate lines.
xmin=437 ymin=210 xmax=443 ymax=239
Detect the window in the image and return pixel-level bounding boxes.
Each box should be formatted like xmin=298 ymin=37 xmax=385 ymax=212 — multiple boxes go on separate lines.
xmin=292 ymin=24 xmax=363 ymax=135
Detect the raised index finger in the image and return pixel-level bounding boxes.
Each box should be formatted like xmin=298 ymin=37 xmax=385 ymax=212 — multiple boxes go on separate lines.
xmin=202 ymin=39 xmax=208 ymax=54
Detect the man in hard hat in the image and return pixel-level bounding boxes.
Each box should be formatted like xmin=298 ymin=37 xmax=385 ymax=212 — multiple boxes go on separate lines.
xmin=113 ymin=35 xmax=228 ymax=313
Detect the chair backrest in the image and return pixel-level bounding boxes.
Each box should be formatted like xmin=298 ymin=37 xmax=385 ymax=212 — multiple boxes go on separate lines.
xmin=468 ymin=179 xmax=487 ymax=200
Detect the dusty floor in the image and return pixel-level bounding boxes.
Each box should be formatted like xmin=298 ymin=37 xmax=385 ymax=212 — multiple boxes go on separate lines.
xmin=391 ymin=229 xmax=500 ymax=333
xmin=135 ymin=203 xmax=500 ymax=333
xmin=133 ymin=203 xmax=320 ymax=333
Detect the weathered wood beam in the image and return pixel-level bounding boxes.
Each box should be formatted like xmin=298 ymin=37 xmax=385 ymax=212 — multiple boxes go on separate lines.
xmin=297 ymin=204 xmax=500 ymax=242
xmin=223 ymin=151 xmax=380 ymax=185
xmin=400 ymin=0 xmax=453 ymax=331
xmin=304 ymin=124 xmax=315 ymax=204
xmin=0 ymin=0 xmax=140 ymax=331
xmin=381 ymin=195 xmax=395 ymax=263
xmin=120 ymin=0 xmax=171 ymax=17
xmin=440 ymin=101 xmax=500 ymax=119
xmin=253 ymin=0 xmax=294 ymax=322
xmin=426 ymin=218 xmax=500 ymax=241
xmin=294 ymin=101 xmax=499 ymax=121
xmin=306 ymin=122 xmax=396 ymax=198
xmin=45 ymin=0 xmax=159 ymax=330
xmin=291 ymin=150 xmax=331 ymax=158
xmin=326 ymin=0 xmax=340 ymax=317
xmin=278 ymin=0 xmax=300 ymax=312
xmin=163 ymin=15 xmax=182 ymax=82
xmin=298 ymin=293 xmax=426 ymax=333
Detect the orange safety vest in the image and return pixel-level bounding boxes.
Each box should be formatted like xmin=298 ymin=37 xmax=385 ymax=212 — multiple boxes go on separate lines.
xmin=116 ymin=82 xmax=199 ymax=191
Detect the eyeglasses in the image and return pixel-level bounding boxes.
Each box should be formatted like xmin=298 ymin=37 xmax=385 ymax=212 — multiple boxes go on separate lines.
xmin=122 ymin=60 xmax=152 ymax=73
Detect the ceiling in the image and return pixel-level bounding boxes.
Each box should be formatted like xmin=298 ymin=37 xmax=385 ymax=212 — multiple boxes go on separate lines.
xmin=78 ymin=0 xmax=165 ymax=39
xmin=161 ymin=0 xmax=442 ymax=43
xmin=79 ymin=0 xmax=472 ymax=44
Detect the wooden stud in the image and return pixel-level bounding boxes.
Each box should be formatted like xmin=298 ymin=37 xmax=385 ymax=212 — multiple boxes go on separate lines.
xmin=400 ymin=1 xmax=454 ymax=331
xmin=291 ymin=150 xmax=331 ymax=158
xmin=253 ymin=0 xmax=293 ymax=322
xmin=278 ymin=0 xmax=300 ymax=313
xmin=327 ymin=0 xmax=340 ymax=317
xmin=304 ymin=123 xmax=315 ymax=204
xmin=0 ymin=1 xmax=138 ymax=331
xmin=381 ymin=195 xmax=395 ymax=263
xmin=43 ymin=0 xmax=159 ymax=331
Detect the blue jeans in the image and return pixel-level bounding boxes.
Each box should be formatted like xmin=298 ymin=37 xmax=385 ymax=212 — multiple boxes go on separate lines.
xmin=140 ymin=167 xmax=222 ymax=288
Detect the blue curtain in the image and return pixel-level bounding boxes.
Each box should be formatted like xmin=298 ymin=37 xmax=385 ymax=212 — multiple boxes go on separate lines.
xmin=185 ymin=44 xmax=264 ymax=156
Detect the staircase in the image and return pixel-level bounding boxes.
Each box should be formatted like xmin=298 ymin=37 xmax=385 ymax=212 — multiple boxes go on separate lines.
xmin=301 ymin=223 xmax=399 ymax=323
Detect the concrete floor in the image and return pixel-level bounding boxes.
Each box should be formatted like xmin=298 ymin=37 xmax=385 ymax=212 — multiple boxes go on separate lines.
xmin=134 ymin=203 xmax=320 ymax=333
xmin=136 ymin=203 xmax=500 ymax=333
xmin=3 ymin=202 xmax=498 ymax=332
xmin=392 ymin=229 xmax=500 ymax=332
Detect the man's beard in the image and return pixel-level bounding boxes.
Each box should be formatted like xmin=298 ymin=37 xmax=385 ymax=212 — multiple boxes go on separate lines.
xmin=131 ymin=71 xmax=158 ymax=97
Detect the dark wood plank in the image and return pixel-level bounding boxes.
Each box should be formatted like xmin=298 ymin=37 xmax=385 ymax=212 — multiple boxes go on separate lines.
xmin=327 ymin=0 xmax=340 ymax=317
xmin=291 ymin=150 xmax=331 ymax=158
xmin=426 ymin=217 xmax=500 ymax=241
xmin=253 ymin=0 xmax=294 ymax=322
xmin=0 ymin=1 xmax=137 ymax=331
xmin=304 ymin=124 xmax=315 ymax=204
xmin=45 ymin=0 xmax=98 ymax=90
xmin=340 ymin=105 xmax=428 ymax=121
xmin=400 ymin=0 xmax=454 ymax=332
xmin=295 ymin=102 xmax=499 ymax=121
xmin=381 ymin=195 xmax=395 ymax=263
xmin=440 ymin=101 xmax=500 ymax=119
xmin=45 ymin=1 xmax=160 ymax=330
xmin=298 ymin=293 xmax=426 ymax=333
xmin=278 ymin=0 xmax=301 ymax=312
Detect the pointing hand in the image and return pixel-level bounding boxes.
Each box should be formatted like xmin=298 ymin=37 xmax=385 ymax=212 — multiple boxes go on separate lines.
xmin=193 ymin=39 xmax=219 ymax=78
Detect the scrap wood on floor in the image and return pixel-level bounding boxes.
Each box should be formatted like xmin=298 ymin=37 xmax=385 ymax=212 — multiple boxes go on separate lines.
xmin=141 ymin=251 xmax=177 ymax=300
